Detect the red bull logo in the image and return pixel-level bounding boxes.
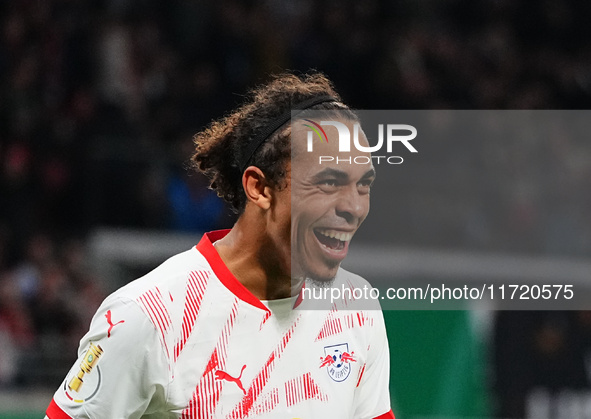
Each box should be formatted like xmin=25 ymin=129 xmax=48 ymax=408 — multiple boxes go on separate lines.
xmin=341 ymin=352 xmax=356 ymax=363
xmin=320 ymin=343 xmax=355 ymax=382
xmin=319 ymin=355 xmax=335 ymax=368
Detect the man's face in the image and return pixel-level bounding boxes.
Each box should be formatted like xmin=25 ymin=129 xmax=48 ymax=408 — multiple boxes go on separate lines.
xmin=290 ymin=118 xmax=375 ymax=282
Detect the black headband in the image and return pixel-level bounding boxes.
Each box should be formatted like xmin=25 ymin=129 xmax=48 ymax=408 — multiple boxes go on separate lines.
xmin=238 ymin=95 xmax=337 ymax=172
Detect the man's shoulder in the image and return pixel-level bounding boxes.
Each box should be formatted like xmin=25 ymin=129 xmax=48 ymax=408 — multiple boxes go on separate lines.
xmin=108 ymin=246 xmax=211 ymax=302
xmin=89 ymin=246 xmax=218 ymax=360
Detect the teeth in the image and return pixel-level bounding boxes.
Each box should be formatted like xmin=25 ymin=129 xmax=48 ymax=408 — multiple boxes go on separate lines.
xmin=317 ymin=229 xmax=353 ymax=242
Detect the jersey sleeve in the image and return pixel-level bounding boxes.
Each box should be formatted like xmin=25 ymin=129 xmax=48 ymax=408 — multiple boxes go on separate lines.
xmin=46 ymin=295 xmax=169 ymax=419
xmin=354 ymin=310 xmax=395 ymax=419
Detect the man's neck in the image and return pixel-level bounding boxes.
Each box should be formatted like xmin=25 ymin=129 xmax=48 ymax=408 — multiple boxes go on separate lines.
xmin=213 ymin=217 xmax=293 ymax=301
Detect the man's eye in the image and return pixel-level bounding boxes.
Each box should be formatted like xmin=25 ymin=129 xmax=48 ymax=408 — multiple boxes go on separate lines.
xmin=358 ymin=179 xmax=373 ymax=194
xmin=318 ymin=179 xmax=339 ymax=192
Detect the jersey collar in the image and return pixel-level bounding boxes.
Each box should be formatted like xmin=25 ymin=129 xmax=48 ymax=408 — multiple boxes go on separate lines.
xmin=197 ymin=230 xmax=270 ymax=312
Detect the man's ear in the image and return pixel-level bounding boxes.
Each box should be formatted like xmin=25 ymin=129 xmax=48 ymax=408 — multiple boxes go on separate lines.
xmin=242 ymin=166 xmax=272 ymax=210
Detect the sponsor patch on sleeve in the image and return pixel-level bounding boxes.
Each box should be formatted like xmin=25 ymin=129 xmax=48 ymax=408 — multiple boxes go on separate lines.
xmin=62 ymin=342 xmax=103 ymax=403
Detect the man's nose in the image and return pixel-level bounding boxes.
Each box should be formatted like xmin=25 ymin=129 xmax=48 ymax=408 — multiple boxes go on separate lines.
xmin=335 ymin=185 xmax=368 ymax=223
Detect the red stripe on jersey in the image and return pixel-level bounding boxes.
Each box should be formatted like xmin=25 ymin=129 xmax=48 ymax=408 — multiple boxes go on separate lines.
xmin=356 ymin=363 xmax=366 ymax=387
xmin=357 ymin=312 xmax=365 ymax=327
xmin=182 ymin=349 xmax=224 ymax=419
xmin=315 ymin=309 xmax=343 ymax=341
xmin=292 ymin=282 xmax=305 ymax=308
xmin=197 ymin=231 xmax=270 ymax=312
xmin=216 ymin=299 xmax=239 ymax=362
xmin=140 ymin=288 xmax=171 ymax=332
xmin=249 ymin=387 xmax=279 ymax=416
xmin=227 ymin=314 xmax=301 ymax=418
xmin=343 ymin=312 xmax=374 ymax=331
xmin=259 ymin=310 xmax=272 ymax=330
xmin=284 ymin=372 xmax=328 ymax=407
xmin=137 ymin=288 xmax=171 ymax=358
xmin=181 ymin=299 xmax=240 ymax=418
xmin=374 ymin=409 xmax=395 ymax=419
xmin=174 ymin=270 xmax=209 ymax=361
xmin=46 ymin=399 xmax=72 ymax=419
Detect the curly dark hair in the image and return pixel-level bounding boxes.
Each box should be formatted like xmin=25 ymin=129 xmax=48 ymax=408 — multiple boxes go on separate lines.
xmin=191 ymin=72 xmax=356 ymax=213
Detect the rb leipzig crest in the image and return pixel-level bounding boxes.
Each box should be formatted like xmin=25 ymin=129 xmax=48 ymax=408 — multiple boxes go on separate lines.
xmin=319 ymin=343 xmax=356 ymax=382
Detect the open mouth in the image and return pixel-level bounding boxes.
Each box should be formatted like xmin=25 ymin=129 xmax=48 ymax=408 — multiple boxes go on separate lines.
xmin=313 ymin=228 xmax=353 ymax=251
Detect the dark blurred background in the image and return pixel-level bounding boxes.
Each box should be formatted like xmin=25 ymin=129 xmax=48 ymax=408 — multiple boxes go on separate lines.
xmin=1 ymin=0 xmax=591 ymax=418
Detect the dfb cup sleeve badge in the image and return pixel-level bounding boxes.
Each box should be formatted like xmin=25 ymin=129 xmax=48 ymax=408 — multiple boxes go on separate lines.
xmin=320 ymin=343 xmax=356 ymax=382
xmin=63 ymin=342 xmax=104 ymax=403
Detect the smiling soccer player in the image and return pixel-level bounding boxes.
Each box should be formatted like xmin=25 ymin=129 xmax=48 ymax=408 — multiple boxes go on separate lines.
xmin=45 ymin=73 xmax=394 ymax=419
xmin=290 ymin=118 xmax=376 ymax=284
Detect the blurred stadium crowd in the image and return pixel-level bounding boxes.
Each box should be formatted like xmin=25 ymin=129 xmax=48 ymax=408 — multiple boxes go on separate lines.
xmin=1 ymin=0 xmax=591 ymax=417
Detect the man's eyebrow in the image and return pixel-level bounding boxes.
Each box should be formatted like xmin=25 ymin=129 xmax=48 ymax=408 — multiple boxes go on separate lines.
xmin=310 ymin=168 xmax=350 ymax=181
xmin=310 ymin=167 xmax=377 ymax=182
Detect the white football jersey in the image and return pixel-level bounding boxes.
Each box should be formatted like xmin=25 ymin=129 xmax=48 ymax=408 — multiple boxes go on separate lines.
xmin=46 ymin=230 xmax=394 ymax=419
